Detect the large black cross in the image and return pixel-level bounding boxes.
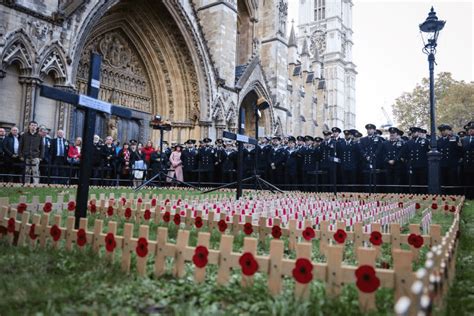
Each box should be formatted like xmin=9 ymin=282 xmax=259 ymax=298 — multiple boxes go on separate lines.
xmin=39 ymin=53 xmax=132 ymax=227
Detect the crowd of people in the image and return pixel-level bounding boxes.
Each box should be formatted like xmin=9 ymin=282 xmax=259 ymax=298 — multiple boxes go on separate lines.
xmin=0 ymin=120 xmax=473 ymax=196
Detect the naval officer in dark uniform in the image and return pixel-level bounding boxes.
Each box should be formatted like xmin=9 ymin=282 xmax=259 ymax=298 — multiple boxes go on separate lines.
xmin=437 ymin=124 xmax=462 ymax=192
xmin=181 ymin=139 xmax=197 ymax=183
xmin=402 ymin=127 xmax=430 ymax=192
xmin=381 ymin=127 xmax=405 ymax=192
xmin=337 ymin=129 xmax=359 ymax=191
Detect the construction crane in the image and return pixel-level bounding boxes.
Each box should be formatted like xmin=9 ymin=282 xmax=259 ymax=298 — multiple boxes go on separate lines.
xmin=380 ymin=106 xmax=393 ymax=129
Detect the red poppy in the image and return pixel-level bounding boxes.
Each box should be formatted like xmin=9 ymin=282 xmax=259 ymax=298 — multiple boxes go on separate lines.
xmin=408 ymin=233 xmax=424 ymax=249
xmin=192 ymin=245 xmax=209 ymax=268
xmin=218 ymin=219 xmax=228 ymax=232
xmin=77 ymin=228 xmax=87 ymax=247
xmin=17 ymin=203 xmax=27 ymax=214
xmin=333 ymin=229 xmax=347 ymax=244
xmin=50 ymin=224 xmax=61 ymax=241
xmin=243 ymin=222 xmax=253 ymax=235
xmin=398 ymin=202 xmax=403 ymax=208
xmin=89 ymin=204 xmax=97 ymax=214
xmin=173 ymin=213 xmax=181 ymax=226
xmin=370 ymin=231 xmax=383 ymax=246
xmin=443 ymin=204 xmax=449 ymax=211
xmin=381 ymin=261 xmax=390 ymax=269
xmin=163 ymin=211 xmax=171 ymax=223
xmin=302 ymin=227 xmax=315 ymax=241
xmin=67 ymin=201 xmax=76 ymax=211
xmin=195 ymin=216 xmax=203 ymax=228
xmin=143 ymin=209 xmax=151 ymax=221
xmin=124 ymin=207 xmax=132 ymax=219
xmin=239 ymin=252 xmax=259 ymax=276
xmin=355 ymin=265 xmax=381 ymax=293
xmin=136 ymin=237 xmax=148 ymax=257
xmin=164 ymin=198 xmax=170 ymax=205
xmin=431 ymin=203 xmax=438 ymax=210
xmin=107 ymin=206 xmax=114 ymax=216
xmin=415 ymin=203 xmax=421 ymax=210
xmin=7 ymin=218 xmax=15 ymax=233
xmin=29 ymin=224 xmax=37 ymax=240
xmin=271 ymin=225 xmax=282 ymax=239
xmin=121 ymin=197 xmax=126 ymax=205
xmin=137 ymin=198 xmax=143 ymax=204
xmin=105 ymin=233 xmax=116 ymax=252
xmin=43 ymin=202 xmax=53 ymax=213
xmin=450 ymin=206 xmax=456 ymax=213
xmin=292 ymin=258 xmax=313 ymax=284
xmin=151 ymin=198 xmax=157 ymax=207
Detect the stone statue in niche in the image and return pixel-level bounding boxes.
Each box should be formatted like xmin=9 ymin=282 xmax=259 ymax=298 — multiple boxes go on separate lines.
xmin=278 ymin=0 xmax=288 ymax=36
xmin=107 ymin=116 xmax=118 ymax=140
xmin=100 ymin=33 xmax=131 ymax=69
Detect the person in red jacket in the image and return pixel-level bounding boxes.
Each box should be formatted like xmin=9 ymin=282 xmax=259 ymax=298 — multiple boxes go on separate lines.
xmin=142 ymin=140 xmax=155 ymax=165
xmin=67 ymin=137 xmax=82 ymax=183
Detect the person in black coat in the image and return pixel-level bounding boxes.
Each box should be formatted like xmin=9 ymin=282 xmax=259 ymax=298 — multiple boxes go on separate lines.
xmin=437 ymin=124 xmax=462 ymax=192
xmin=3 ymin=126 xmax=22 ymax=182
xmin=337 ymin=130 xmax=360 ymax=192
xmin=284 ymin=136 xmax=299 ymax=190
xmin=268 ymin=136 xmax=287 ymax=186
xmin=181 ymin=140 xmax=197 ymax=183
xmin=0 ymin=128 xmax=6 ymax=182
xmin=39 ymin=127 xmax=52 ymax=183
xmin=101 ymin=136 xmax=117 ymax=186
xmin=461 ymin=122 xmax=474 ymax=198
xmin=381 ymin=127 xmax=405 ymax=192
xmin=299 ymin=136 xmax=316 ymax=190
xmin=243 ymin=143 xmax=255 ymax=178
xmin=358 ymin=124 xmax=385 ymax=191
xmin=402 ymin=127 xmax=430 ymax=193
xmin=319 ymin=130 xmax=336 ymax=191
xmin=197 ymin=138 xmax=215 ymax=184
xmin=213 ymin=139 xmax=226 ymax=183
xmin=221 ymin=141 xmax=237 ymax=183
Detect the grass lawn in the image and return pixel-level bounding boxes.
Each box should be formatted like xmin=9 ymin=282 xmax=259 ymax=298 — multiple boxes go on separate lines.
xmin=0 ymin=187 xmax=471 ymax=315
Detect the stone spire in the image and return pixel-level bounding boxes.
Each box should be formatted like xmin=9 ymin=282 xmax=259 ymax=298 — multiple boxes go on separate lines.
xmin=288 ymin=20 xmax=297 ymax=48
xmin=301 ymin=31 xmax=310 ymax=72
xmin=301 ymin=35 xmax=310 ymax=57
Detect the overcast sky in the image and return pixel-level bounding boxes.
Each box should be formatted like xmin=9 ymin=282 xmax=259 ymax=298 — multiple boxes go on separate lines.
xmin=288 ymin=0 xmax=473 ymax=131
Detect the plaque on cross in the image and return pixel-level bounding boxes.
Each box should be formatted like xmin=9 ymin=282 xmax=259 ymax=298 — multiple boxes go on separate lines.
xmin=39 ymin=53 xmax=132 ymax=227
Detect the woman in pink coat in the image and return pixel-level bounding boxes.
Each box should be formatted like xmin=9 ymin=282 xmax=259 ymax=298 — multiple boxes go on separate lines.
xmin=168 ymin=144 xmax=183 ymax=182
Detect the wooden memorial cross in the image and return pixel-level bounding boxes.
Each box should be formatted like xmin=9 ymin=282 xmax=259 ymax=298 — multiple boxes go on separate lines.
xmin=39 ymin=53 xmax=132 ymax=227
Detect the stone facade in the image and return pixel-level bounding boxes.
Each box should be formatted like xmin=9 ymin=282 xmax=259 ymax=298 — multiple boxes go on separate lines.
xmin=0 ymin=0 xmax=355 ymax=144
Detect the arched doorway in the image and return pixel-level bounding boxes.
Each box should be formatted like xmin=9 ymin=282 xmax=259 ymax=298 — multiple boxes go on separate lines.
xmin=70 ymin=0 xmax=207 ymax=145
xmin=239 ymin=90 xmax=269 ymax=137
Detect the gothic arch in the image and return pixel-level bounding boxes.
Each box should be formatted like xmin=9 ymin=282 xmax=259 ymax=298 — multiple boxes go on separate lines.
xmin=68 ymin=0 xmax=214 ymax=124
xmin=1 ymin=30 xmax=36 ymax=75
xmin=37 ymin=42 xmax=68 ymax=83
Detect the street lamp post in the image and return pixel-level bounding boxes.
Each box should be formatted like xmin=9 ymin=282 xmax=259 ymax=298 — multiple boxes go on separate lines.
xmin=419 ymin=7 xmax=445 ymax=194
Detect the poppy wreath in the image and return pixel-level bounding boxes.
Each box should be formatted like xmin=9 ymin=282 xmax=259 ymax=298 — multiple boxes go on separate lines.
xmin=151 ymin=198 xmax=157 ymax=207
xmin=107 ymin=206 xmax=114 ymax=216
xmin=76 ymin=228 xmax=87 ymax=247
xmin=355 ymin=265 xmax=381 ymax=293
xmin=105 ymin=233 xmax=117 ymax=252
xmin=67 ymin=201 xmax=76 ymax=212
xmin=271 ymin=225 xmax=282 ymax=239
xmin=369 ymin=231 xmax=383 ymax=246
xmin=29 ymin=224 xmax=38 ymax=240
xmin=43 ymin=202 xmax=53 ymax=213
xmin=162 ymin=211 xmax=171 ymax=223
xmin=143 ymin=209 xmax=151 ymax=221
xmin=407 ymin=233 xmax=424 ymax=249
xmin=192 ymin=245 xmax=209 ymax=268
xmin=302 ymin=227 xmax=315 ymax=241
xmin=217 ymin=219 xmax=228 ymax=233
xmin=7 ymin=218 xmax=15 ymax=233
xmin=333 ymin=229 xmax=347 ymax=244
xmin=195 ymin=216 xmax=203 ymax=229
xmin=50 ymin=224 xmax=62 ymax=241
xmin=89 ymin=204 xmax=97 ymax=214
xmin=136 ymin=237 xmax=149 ymax=257
xmin=124 ymin=207 xmax=132 ymax=219
xmin=239 ymin=252 xmax=259 ymax=276
xmin=431 ymin=203 xmax=438 ymax=210
xmin=415 ymin=203 xmax=421 ymax=210
xmin=17 ymin=203 xmax=27 ymax=214
xmin=173 ymin=213 xmax=181 ymax=226
xmin=243 ymin=223 xmax=253 ymax=235
xmin=292 ymin=258 xmax=314 ymax=284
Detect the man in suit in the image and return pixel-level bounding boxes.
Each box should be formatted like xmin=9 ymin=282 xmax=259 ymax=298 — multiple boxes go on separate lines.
xmin=3 ymin=126 xmax=21 ymax=182
xmin=38 ymin=126 xmax=52 ymax=183
xmin=50 ymin=129 xmax=69 ymax=184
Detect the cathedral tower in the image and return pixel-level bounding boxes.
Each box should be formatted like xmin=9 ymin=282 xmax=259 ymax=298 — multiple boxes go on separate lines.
xmin=297 ymin=0 xmax=356 ymax=129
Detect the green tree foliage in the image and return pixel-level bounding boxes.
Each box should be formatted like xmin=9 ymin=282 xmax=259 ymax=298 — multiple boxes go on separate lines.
xmin=392 ymin=72 xmax=474 ymax=132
